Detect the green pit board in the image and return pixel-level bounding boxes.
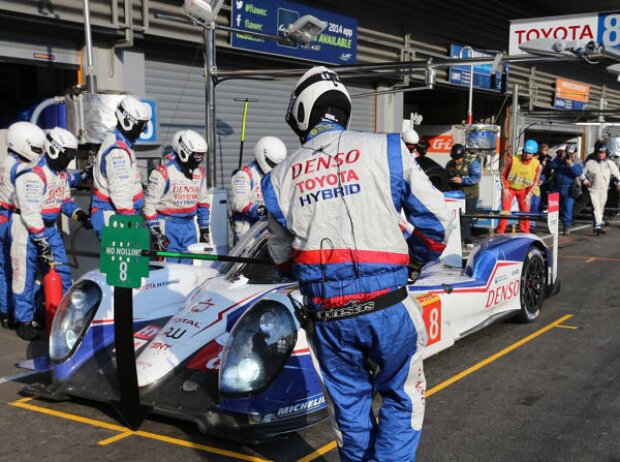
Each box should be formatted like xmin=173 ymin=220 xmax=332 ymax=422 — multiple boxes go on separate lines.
xmin=100 ymin=215 xmax=150 ymax=289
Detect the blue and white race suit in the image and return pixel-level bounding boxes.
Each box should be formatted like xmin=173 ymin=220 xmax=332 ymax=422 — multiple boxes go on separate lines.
xmin=91 ymin=130 xmax=144 ymax=238
xmin=230 ymin=161 xmax=264 ymax=242
xmin=10 ymin=157 xmax=80 ymax=323
xmin=143 ymin=157 xmax=211 ymax=263
xmin=0 ymin=153 xmax=31 ymax=319
xmin=262 ymin=122 xmax=452 ymax=462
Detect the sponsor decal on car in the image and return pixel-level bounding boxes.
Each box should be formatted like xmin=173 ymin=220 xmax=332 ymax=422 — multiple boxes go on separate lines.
xmin=141 ymin=278 xmax=180 ymax=291
xmin=486 ymin=279 xmax=520 ymax=308
xmin=416 ymin=293 xmax=442 ymax=346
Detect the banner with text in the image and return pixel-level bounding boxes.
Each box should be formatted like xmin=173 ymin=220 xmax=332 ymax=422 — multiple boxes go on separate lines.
xmin=230 ymin=0 xmax=357 ymax=65
xmin=554 ymin=78 xmax=590 ymax=110
xmin=449 ymin=45 xmax=507 ymax=92
xmin=509 ymin=11 xmax=620 ymax=56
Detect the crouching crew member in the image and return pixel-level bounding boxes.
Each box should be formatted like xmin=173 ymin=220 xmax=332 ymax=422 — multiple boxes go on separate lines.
xmin=230 ymin=136 xmax=287 ymax=242
xmin=91 ymin=95 xmax=151 ymax=239
xmin=11 ymin=128 xmax=90 ymax=340
xmin=0 ymin=122 xmax=46 ymax=329
xmin=143 ymin=130 xmax=211 ymax=263
xmin=262 ymin=66 xmax=452 ymax=462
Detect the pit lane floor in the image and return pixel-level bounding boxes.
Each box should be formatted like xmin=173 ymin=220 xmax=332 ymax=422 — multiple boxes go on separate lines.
xmin=1 ymin=221 xmax=618 ymax=461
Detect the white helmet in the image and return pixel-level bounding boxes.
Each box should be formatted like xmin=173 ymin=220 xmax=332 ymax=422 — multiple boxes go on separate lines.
xmin=45 ymin=127 xmax=78 ymax=171
xmin=172 ymin=129 xmax=208 ymax=175
xmin=115 ymin=95 xmax=151 ymax=138
xmin=285 ymin=66 xmax=351 ymax=141
xmin=253 ymin=136 xmax=287 ymax=173
xmin=402 ymin=128 xmax=420 ymax=145
xmin=6 ymin=121 xmax=46 ymax=162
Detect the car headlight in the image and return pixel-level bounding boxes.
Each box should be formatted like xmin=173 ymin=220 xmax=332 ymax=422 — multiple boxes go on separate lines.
xmin=219 ymin=300 xmax=297 ymax=397
xmin=49 ymin=280 xmax=102 ymax=361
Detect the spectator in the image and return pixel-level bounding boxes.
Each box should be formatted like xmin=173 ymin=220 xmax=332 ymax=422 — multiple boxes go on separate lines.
xmin=446 ymin=143 xmax=481 ymax=249
xmin=550 ymin=144 xmax=583 ymax=235
xmin=536 ymin=143 xmax=553 ymax=213
xmin=583 ymin=143 xmax=620 ymax=235
xmin=496 ymin=139 xmax=541 ymax=234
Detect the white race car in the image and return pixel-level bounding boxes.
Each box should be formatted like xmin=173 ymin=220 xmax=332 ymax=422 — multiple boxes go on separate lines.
xmin=38 ymin=192 xmax=560 ymax=441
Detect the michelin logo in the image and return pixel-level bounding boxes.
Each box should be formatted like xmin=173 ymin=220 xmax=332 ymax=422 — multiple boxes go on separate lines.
xmin=277 ymin=396 xmax=326 ymax=417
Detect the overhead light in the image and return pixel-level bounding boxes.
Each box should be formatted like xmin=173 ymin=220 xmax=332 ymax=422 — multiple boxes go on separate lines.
xmin=182 ymin=0 xmax=224 ymax=25
xmin=575 ymin=122 xmax=620 ymax=126
xmin=285 ymin=15 xmax=327 ymax=45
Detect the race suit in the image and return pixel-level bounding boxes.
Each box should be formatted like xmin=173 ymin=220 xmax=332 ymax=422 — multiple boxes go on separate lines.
xmin=143 ymin=157 xmax=211 ymax=263
xmin=584 ymin=158 xmax=620 ymax=230
xmin=0 ymin=153 xmax=30 ymax=319
xmin=262 ymin=122 xmax=452 ymax=462
xmin=496 ymin=155 xmax=541 ymax=234
xmin=230 ymin=161 xmax=264 ymax=242
xmin=550 ymin=158 xmax=584 ymax=228
xmin=10 ymin=157 xmax=78 ymax=323
xmin=91 ymin=130 xmax=144 ymax=239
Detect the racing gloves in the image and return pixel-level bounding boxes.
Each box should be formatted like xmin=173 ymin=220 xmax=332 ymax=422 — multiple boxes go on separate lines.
xmin=33 ymin=235 xmax=55 ymax=266
xmin=149 ymin=226 xmax=170 ymax=251
xmin=199 ymin=227 xmax=211 ymax=244
xmin=72 ymin=209 xmax=93 ymax=229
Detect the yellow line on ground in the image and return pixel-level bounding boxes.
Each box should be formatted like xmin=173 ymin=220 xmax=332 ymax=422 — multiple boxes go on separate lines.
xmin=426 ymin=314 xmax=573 ymax=397
xmin=98 ymin=431 xmax=135 ymax=446
xmin=555 ymin=324 xmax=578 ymax=330
xmin=8 ymin=398 xmax=272 ymax=462
xmin=297 ymin=441 xmax=338 ymax=462
xmin=133 ymin=430 xmax=273 ymax=462
xmin=298 ymin=314 xmax=575 ymax=461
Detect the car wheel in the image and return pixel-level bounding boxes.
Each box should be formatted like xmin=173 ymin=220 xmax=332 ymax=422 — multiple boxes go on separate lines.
xmin=516 ymin=246 xmax=545 ymax=323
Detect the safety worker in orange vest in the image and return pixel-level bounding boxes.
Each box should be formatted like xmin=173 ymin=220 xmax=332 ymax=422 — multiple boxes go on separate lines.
xmin=496 ymin=139 xmax=541 ymax=234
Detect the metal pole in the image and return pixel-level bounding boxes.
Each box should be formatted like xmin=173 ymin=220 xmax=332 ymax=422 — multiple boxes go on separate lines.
xmin=510 ymin=84 xmax=520 ymax=154
xmin=204 ymin=24 xmax=217 ymax=188
xmin=458 ymin=46 xmax=474 ymax=125
xmin=83 ymin=0 xmax=97 ymax=93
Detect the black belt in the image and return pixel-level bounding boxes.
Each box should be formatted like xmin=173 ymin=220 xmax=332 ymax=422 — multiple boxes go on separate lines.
xmin=308 ymin=286 xmax=408 ymax=322
xmin=14 ymin=209 xmax=56 ymax=227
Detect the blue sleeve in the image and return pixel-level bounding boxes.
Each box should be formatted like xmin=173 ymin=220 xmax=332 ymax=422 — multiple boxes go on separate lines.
xmin=246 ymin=203 xmax=263 ymax=221
xmin=571 ymin=163 xmax=584 ymax=177
xmin=61 ymin=199 xmax=79 ymax=218
xmin=197 ymin=205 xmax=210 ymax=228
xmin=68 ymin=170 xmax=82 ymax=187
xmin=462 ymin=160 xmax=481 ymax=185
xmin=261 ymin=172 xmax=288 ymax=230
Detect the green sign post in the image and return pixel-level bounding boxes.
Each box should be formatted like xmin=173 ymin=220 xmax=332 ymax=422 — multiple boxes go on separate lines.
xmin=100 ymin=215 xmax=151 ymax=429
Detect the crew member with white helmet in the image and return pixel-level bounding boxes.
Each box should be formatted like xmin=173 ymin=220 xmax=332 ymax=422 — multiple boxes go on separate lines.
xmin=11 ymin=127 xmax=90 ymax=340
xmin=91 ymin=95 xmax=151 ymax=239
xmin=0 ymin=122 xmax=46 ymax=329
xmin=229 ymin=136 xmax=287 ymax=242
xmin=262 ymin=66 xmax=451 ymax=461
xmin=143 ymin=130 xmax=211 ymax=263
xmin=583 ymin=142 xmax=620 ymax=235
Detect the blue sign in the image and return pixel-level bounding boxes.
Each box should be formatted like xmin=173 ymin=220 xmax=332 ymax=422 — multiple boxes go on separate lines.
xmin=449 ymin=45 xmax=507 ymax=92
xmin=597 ymin=12 xmax=620 ymax=51
xmin=554 ymin=97 xmax=587 ymax=110
xmin=230 ymin=0 xmax=357 ymax=65
xmin=137 ymin=99 xmax=157 ymax=144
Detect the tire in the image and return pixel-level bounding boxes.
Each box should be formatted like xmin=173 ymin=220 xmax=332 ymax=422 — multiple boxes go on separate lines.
xmin=416 ymin=156 xmax=449 ymax=192
xmin=515 ymin=246 xmax=546 ymax=323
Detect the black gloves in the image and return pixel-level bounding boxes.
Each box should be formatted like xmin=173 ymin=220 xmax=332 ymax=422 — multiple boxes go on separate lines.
xmin=33 ymin=235 xmax=55 ymax=266
xmin=256 ymin=205 xmax=267 ymax=217
xmin=150 ymin=226 xmax=170 ymax=251
xmin=199 ymin=227 xmax=211 ymax=243
xmin=72 ymin=210 xmax=93 ymax=229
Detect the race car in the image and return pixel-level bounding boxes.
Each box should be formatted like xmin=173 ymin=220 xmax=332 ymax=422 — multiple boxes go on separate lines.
xmin=39 ymin=192 xmax=560 ymax=441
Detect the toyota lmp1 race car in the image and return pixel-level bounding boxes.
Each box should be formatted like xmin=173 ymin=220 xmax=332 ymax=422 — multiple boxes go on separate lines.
xmin=36 ymin=192 xmax=560 ymax=442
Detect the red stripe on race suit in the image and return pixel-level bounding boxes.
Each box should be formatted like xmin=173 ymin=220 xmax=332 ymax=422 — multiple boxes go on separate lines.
xmin=93 ymin=188 xmax=144 ymax=203
xmin=198 ymin=203 xmax=210 ymax=209
xmin=412 ymin=229 xmax=446 ymax=253
xmin=312 ymin=288 xmax=392 ymax=309
xmin=28 ymin=226 xmax=45 ymax=234
xmin=241 ymin=202 xmax=254 ymax=214
xmin=293 ymin=249 xmax=409 ymax=266
xmin=116 ymin=208 xmax=135 ymax=215
xmin=41 ymin=208 xmax=60 ymax=215
xmin=159 ymin=206 xmax=198 ymax=215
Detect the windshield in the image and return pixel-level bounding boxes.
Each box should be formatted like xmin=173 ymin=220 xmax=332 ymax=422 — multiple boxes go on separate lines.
xmin=223 ymin=221 xmax=292 ymax=285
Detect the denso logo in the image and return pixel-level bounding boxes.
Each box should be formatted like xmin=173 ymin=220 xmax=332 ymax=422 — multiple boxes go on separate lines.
xmin=486 ymin=280 xmax=520 ymax=308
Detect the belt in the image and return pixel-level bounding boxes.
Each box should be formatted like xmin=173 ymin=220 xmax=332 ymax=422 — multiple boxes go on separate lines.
xmin=307 ymin=286 xmax=408 ymax=322
xmin=13 ymin=209 xmax=56 ymax=227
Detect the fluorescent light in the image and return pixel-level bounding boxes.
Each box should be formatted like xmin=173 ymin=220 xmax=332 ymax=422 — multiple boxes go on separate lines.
xmin=575 ymin=122 xmax=620 ymax=126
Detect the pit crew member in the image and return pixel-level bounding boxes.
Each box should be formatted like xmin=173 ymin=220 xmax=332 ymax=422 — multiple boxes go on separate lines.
xmin=91 ymin=95 xmax=151 ymax=239
xmin=583 ymin=142 xmax=620 ymax=235
xmin=496 ymin=139 xmax=541 ymax=234
xmin=229 ymin=136 xmax=287 ymax=242
xmin=262 ymin=66 xmax=452 ymax=462
xmin=11 ymin=127 xmax=90 ymax=340
xmin=0 ymin=122 xmax=45 ymax=329
xmin=143 ymin=130 xmax=211 ymax=263
xmin=550 ymin=144 xmax=583 ymax=235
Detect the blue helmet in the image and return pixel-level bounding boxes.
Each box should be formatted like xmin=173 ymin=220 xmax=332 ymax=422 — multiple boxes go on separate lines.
xmin=523 ymin=139 xmax=538 ymax=154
